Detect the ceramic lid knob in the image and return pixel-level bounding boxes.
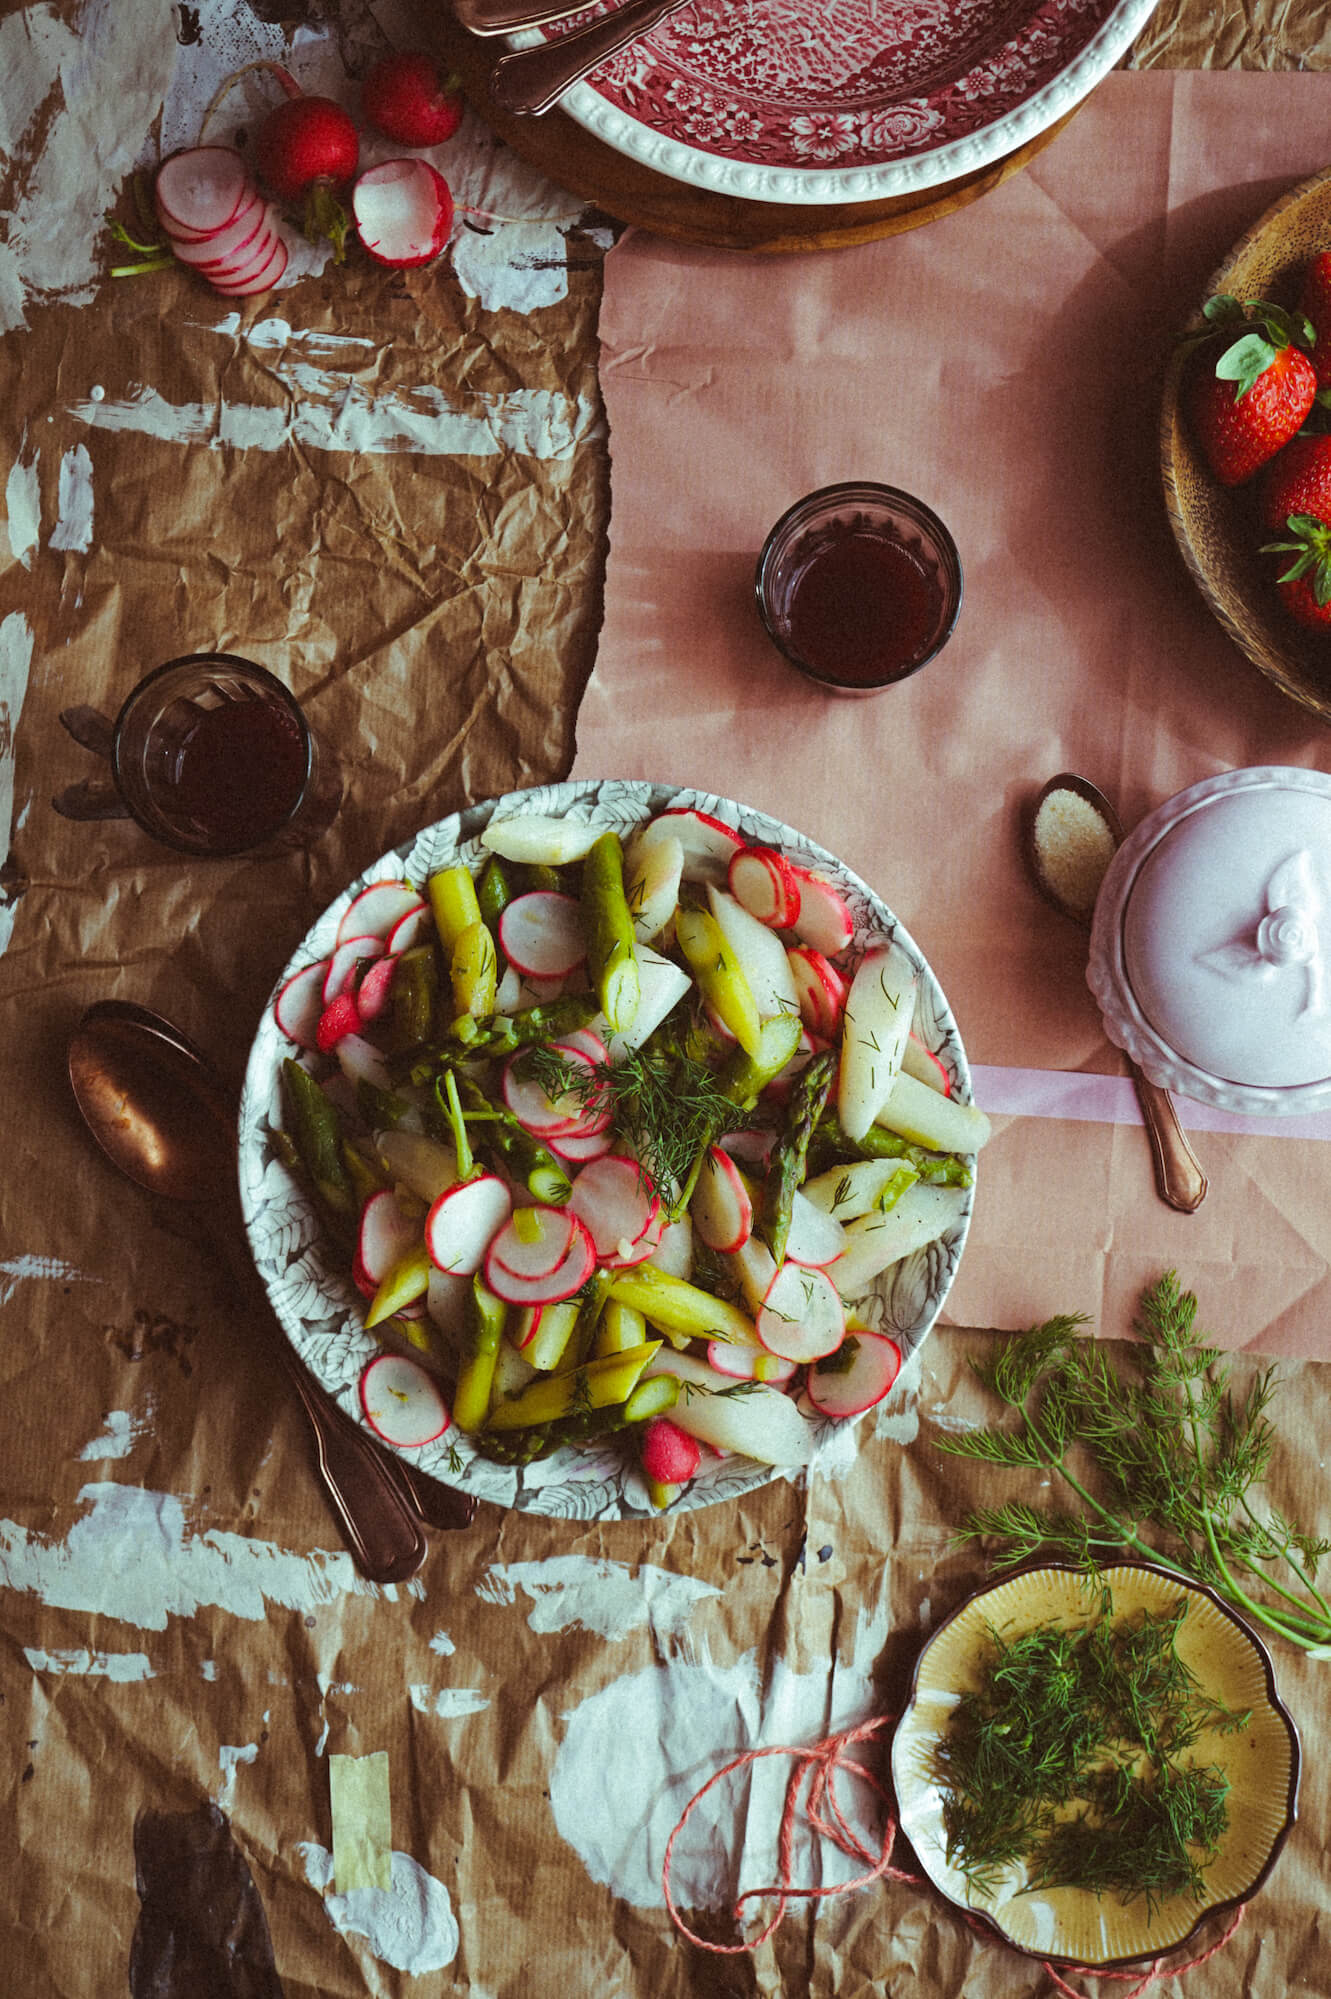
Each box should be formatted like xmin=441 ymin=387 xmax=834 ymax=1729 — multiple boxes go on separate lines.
xmin=1087 ymin=767 xmax=1331 ymax=1115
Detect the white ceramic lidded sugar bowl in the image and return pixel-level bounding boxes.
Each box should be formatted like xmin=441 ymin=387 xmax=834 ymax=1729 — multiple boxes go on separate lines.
xmin=1087 ymin=766 xmax=1331 ymax=1115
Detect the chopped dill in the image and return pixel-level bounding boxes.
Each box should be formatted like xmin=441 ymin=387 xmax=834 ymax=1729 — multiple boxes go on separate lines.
xmin=934 ymin=1592 xmax=1247 ymax=1913
xmin=521 ymin=1027 xmax=746 ymax=1212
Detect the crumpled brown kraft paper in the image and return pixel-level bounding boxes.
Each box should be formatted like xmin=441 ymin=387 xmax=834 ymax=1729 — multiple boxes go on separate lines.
xmin=2 ymin=7 xmax=1329 ymax=1999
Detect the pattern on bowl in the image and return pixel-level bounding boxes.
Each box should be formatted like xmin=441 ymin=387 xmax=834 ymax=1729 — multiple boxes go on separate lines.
xmin=510 ymin=0 xmax=1160 ymax=204
xmin=892 ymin=1562 xmax=1301 ymax=1965
xmin=1160 ymin=164 xmax=1331 ymax=725
xmin=238 ymin=779 xmax=976 ymax=1522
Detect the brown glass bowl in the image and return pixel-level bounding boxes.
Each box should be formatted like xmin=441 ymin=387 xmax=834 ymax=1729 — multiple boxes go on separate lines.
xmin=1160 ymin=163 xmax=1331 ymax=725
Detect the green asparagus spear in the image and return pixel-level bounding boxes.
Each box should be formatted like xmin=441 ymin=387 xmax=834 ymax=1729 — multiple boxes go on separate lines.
xmin=281 ymin=1058 xmax=355 ymax=1215
xmin=581 ymin=829 xmax=641 ymax=1033
xmin=812 ymin=1113 xmax=973 ymax=1187
xmin=762 ymin=1046 xmax=837 ymax=1263
xmin=454 ymin=1074 xmax=572 ymax=1204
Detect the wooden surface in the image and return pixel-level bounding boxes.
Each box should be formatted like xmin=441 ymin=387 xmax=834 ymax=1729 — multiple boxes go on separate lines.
xmin=439 ymin=9 xmax=1081 ymax=252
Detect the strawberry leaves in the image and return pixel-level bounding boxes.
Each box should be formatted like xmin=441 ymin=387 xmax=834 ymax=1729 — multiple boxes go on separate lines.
xmin=1262 ymin=513 xmax=1331 ymax=608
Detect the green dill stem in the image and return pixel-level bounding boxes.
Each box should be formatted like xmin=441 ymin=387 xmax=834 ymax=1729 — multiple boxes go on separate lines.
xmin=1016 ymin=1386 xmax=1328 ymax=1653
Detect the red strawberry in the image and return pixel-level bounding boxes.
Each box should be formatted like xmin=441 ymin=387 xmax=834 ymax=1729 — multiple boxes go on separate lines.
xmin=1259 ymin=433 xmax=1331 ymax=630
xmin=363 ymin=51 xmax=463 ymax=148
xmin=1297 ymin=251 xmax=1331 ymax=390
xmin=1184 ymin=296 xmax=1317 ymax=486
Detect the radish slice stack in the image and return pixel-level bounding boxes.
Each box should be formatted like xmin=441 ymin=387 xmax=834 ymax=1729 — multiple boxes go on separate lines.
xmin=155 ymin=147 xmax=289 ymax=297
xmin=272 ymin=877 xmax=429 ymax=1051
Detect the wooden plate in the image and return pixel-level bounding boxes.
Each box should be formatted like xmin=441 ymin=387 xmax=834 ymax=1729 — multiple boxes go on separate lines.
xmin=440 ymin=8 xmax=1080 ymax=252
xmin=1160 ymin=164 xmax=1331 ymax=725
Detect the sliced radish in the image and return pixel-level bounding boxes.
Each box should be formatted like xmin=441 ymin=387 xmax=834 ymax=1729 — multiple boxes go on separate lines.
xmin=168 ymin=194 xmax=266 ymax=266
xmin=274 ymin=959 xmax=331 ymax=1047
xmin=548 ymin=1126 xmax=616 ymax=1165
xmin=353 ymin=157 xmax=454 ymax=269
xmin=690 ymin=1146 xmax=753 ymax=1254
xmin=788 ymin=945 xmax=849 ymax=1038
xmin=499 ymin=892 xmax=586 ymax=979
xmin=355 ymin=954 xmax=397 ymax=1022
xmin=323 ymin=933 xmax=386 ymax=1004
xmin=201 ymin=222 xmax=279 ymax=281
xmin=487 ymin=1205 xmax=578 ymax=1282
xmin=480 ymin=814 xmax=613 ymax=865
xmin=155 ymin=146 xmax=252 ymax=239
xmin=511 ymin=1303 xmax=546 ymax=1352
xmin=806 ymin=1329 xmax=902 ymax=1418
xmin=425 ymin=1173 xmax=513 ymax=1275
xmin=757 ymin=1261 xmax=846 ymax=1364
xmin=789 ymin=867 xmax=854 ymax=955
xmin=552 ymin=1026 xmax=610 ymax=1069
xmin=706 ymin=1340 xmax=797 ymax=1385
xmin=337 ymin=880 xmax=424 ymax=945
xmin=359 ymin=1352 xmax=450 ymax=1449
xmin=386 ymin=901 xmax=430 ymax=955
xmin=719 ymin=1128 xmax=774 ymax=1171
xmin=483 ymin=1216 xmax=595 ymax=1306
xmin=902 ymin=1033 xmax=953 ymax=1097
xmin=357 ymin=1188 xmax=422 ymax=1285
xmin=568 ymin=1155 xmax=661 ymax=1265
xmin=783 ymin=1192 xmax=848 ymax=1269
xmin=707 ymin=886 xmax=800 ymax=1020
xmin=631 ymin=807 xmax=743 ymax=885
xmin=208 ymin=234 xmax=288 ymax=298
xmin=640 ymin=1415 xmax=701 ymax=1486
xmin=728 ymin=846 xmax=802 ymax=929
xmin=316 ymin=991 xmax=361 ymax=1051
xmin=837 ymin=941 xmax=918 ymax=1143
xmin=501 ymin=1050 xmax=607 ymax=1139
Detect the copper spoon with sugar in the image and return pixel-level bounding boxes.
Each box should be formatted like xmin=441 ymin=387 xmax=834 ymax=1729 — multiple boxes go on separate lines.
xmin=1026 ymin=774 xmax=1209 ymax=1215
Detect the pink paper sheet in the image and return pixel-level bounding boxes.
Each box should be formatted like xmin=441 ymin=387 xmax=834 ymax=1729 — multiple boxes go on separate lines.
xmin=573 ymin=71 xmax=1331 ymax=1358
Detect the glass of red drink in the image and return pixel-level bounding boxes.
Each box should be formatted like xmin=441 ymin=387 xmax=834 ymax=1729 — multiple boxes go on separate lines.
xmin=755 ymin=482 xmax=962 ymax=694
xmin=110 ymin=654 xmax=341 ymax=857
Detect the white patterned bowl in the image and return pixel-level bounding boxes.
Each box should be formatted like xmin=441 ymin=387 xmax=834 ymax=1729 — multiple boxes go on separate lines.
xmin=238 ymin=779 xmax=975 ymax=1522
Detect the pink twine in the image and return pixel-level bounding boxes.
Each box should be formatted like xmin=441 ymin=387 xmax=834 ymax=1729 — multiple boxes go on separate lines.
xmin=662 ymin=1713 xmax=909 ymax=1953
xmin=662 ymin=1715 xmax=1248 ymax=1995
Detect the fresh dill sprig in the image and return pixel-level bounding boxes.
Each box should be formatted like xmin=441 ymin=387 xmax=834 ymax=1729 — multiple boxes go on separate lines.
xmin=940 ymin=1273 xmax=1331 ymax=1656
xmin=521 ymin=1031 xmax=744 ymax=1214
xmin=935 ymin=1593 xmax=1246 ymax=1914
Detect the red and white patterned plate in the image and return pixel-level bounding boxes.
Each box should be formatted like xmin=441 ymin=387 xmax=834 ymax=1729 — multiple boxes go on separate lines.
xmin=508 ymin=0 xmax=1158 ymax=204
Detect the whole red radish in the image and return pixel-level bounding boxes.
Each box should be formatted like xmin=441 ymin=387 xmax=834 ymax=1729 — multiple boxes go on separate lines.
xmin=363 ymin=50 xmax=463 ymax=147
xmin=1183 ymin=294 xmax=1316 ymax=487
xmin=1259 ymin=432 xmax=1331 ymax=631
xmin=639 ymin=1416 xmax=701 ymax=1488
xmin=253 ymin=69 xmax=358 ymax=258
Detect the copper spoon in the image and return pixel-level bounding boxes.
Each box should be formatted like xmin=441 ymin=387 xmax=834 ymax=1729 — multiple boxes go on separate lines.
xmin=489 ymin=0 xmax=691 ymax=116
xmin=67 ymin=1001 xmax=470 ymax=1579
xmin=455 ymin=0 xmax=601 ymax=36
xmin=1025 ymin=775 xmax=1208 ymax=1214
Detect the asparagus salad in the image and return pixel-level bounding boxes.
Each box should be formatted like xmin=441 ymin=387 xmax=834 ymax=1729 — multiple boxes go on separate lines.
xmin=251 ymin=788 xmax=988 ymax=1513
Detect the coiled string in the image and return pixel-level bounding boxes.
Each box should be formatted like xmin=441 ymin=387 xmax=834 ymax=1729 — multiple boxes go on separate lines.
xmin=661 ymin=1713 xmax=1246 ymax=1991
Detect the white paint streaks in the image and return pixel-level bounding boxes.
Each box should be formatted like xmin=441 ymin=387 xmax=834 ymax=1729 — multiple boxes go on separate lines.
xmin=78 ymin=1410 xmax=140 ymax=1462
xmin=0 ymin=1482 xmax=398 ymax=1631
xmin=429 ymin=1630 xmax=456 ymax=1657
xmin=407 ymin=1685 xmax=490 ymax=1720
xmin=299 ymin=1842 xmax=460 ymax=1974
xmin=67 ymin=373 xmax=594 ymax=463
xmin=0 ymin=1252 xmax=101 ymax=1306
xmin=4 ymin=440 xmax=40 ymax=566
xmin=224 ymin=315 xmax=374 ymax=357
xmin=478 ymin=1556 xmax=722 ymax=1643
xmin=549 ymin=1595 xmax=894 ymax=1910
xmin=218 ymin=1742 xmax=259 ymax=1809
xmin=49 ymin=443 xmax=93 ymax=551
xmin=24 ymin=1645 xmax=154 ymax=1681
xmin=0 ymin=1 xmax=177 ymax=332
xmin=0 ymin=612 xmax=34 ymax=956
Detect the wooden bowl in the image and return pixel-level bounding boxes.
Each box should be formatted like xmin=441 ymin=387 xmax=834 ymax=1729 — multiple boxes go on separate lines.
xmin=1160 ymin=164 xmax=1331 ymax=725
